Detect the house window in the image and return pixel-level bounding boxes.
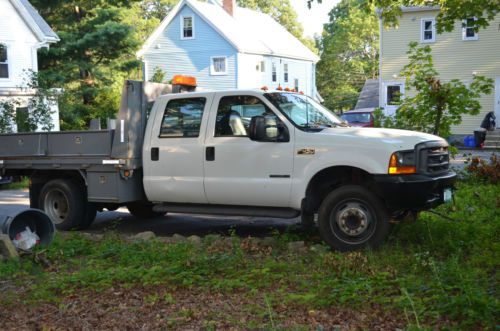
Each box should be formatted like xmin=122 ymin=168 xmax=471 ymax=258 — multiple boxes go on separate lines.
xmin=421 ymin=19 xmax=435 ymax=43
xmin=462 ymin=17 xmax=478 ymax=40
xmin=0 ymin=44 xmax=8 ymax=79
xmin=272 ymin=62 xmax=277 ymax=82
xmin=260 ymin=60 xmax=265 ymax=73
xmin=294 ymin=78 xmax=299 ymax=92
xmin=181 ymin=16 xmax=194 ymax=39
xmin=210 ymin=56 xmax=227 ymax=75
xmin=386 ymin=85 xmax=402 ymax=105
xmin=160 ymin=98 xmax=206 ymax=137
xmin=283 ymin=63 xmax=289 ymax=83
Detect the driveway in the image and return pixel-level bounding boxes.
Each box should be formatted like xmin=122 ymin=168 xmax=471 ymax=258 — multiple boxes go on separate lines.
xmin=0 ymin=189 xmax=298 ymax=237
xmin=449 ymin=148 xmax=496 ymax=171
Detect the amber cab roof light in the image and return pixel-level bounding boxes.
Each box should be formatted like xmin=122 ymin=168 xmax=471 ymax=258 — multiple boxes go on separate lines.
xmin=172 ymin=75 xmax=197 ymax=87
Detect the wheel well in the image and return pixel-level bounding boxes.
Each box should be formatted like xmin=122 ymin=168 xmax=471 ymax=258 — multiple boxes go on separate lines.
xmin=303 ymin=166 xmax=373 ymax=214
xmin=29 ymin=170 xmax=87 ymax=209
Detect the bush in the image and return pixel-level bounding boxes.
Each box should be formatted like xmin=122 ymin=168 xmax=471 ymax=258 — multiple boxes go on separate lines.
xmin=465 ymin=154 xmax=499 ymax=184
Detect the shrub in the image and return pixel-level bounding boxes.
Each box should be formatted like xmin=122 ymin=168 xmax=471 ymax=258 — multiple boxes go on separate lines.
xmin=465 ymin=154 xmax=499 ymax=184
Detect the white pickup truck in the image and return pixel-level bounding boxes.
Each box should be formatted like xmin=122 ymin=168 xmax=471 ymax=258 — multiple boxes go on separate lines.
xmin=0 ymin=80 xmax=456 ymax=251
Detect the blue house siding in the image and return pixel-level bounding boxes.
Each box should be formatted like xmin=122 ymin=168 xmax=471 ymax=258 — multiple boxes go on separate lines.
xmin=143 ymin=5 xmax=237 ymax=90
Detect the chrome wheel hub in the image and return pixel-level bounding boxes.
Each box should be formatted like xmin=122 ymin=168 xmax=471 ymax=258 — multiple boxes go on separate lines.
xmin=43 ymin=189 xmax=69 ymax=224
xmin=337 ymin=203 xmax=369 ymax=236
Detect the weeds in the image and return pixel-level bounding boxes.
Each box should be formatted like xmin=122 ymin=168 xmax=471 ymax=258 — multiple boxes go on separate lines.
xmin=0 ymin=182 xmax=498 ymax=329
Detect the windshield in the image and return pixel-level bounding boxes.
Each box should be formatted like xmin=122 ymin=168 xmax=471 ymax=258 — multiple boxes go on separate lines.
xmin=341 ymin=113 xmax=372 ymax=123
xmin=264 ymin=93 xmax=345 ymax=130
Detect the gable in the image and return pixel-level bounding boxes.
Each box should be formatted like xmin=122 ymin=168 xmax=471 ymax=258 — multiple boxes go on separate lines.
xmin=143 ymin=4 xmax=237 ymax=56
xmin=0 ymin=0 xmax=38 ymax=43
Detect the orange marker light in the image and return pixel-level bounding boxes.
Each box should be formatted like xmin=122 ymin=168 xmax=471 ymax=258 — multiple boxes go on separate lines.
xmin=388 ymin=153 xmax=416 ymax=175
xmin=172 ymin=75 xmax=197 ymax=87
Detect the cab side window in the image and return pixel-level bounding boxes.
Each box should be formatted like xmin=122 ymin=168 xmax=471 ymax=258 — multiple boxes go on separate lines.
xmin=160 ymin=97 xmax=206 ymax=138
xmin=215 ymin=95 xmax=278 ymax=137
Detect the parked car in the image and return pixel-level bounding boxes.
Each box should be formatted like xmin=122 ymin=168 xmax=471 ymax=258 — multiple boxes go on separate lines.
xmin=0 ymin=176 xmax=12 ymax=186
xmin=341 ymin=108 xmax=375 ymax=127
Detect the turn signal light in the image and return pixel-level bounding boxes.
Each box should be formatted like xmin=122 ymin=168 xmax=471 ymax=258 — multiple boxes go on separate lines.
xmin=388 ymin=153 xmax=416 ymax=175
xmin=172 ymin=75 xmax=197 ymax=87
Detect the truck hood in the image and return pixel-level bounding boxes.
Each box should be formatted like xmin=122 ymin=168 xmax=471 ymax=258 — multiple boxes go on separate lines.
xmin=320 ymin=127 xmax=446 ymax=150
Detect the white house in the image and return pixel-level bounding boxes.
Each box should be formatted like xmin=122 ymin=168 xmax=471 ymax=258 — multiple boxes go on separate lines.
xmin=137 ymin=0 xmax=321 ymax=100
xmin=0 ymin=0 xmax=60 ymax=132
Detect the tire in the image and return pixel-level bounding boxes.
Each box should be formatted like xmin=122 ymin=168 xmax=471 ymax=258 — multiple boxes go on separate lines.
xmin=318 ymin=185 xmax=390 ymax=252
xmin=127 ymin=201 xmax=164 ymax=219
xmin=38 ymin=179 xmax=88 ymax=231
xmin=301 ymin=212 xmax=316 ymax=229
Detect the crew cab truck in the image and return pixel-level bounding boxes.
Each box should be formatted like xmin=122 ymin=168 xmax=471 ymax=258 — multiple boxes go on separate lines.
xmin=0 ymin=79 xmax=456 ymax=251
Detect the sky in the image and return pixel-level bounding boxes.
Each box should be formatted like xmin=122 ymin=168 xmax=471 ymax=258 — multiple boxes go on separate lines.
xmin=289 ymin=0 xmax=341 ymax=38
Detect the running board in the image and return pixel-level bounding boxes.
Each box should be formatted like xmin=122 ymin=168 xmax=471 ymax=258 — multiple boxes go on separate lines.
xmin=153 ymin=203 xmax=300 ymax=219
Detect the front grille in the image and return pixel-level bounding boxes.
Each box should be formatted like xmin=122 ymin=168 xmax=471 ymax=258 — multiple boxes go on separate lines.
xmin=417 ymin=142 xmax=450 ymax=175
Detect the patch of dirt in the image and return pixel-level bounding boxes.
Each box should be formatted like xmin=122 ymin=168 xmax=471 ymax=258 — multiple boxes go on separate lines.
xmin=0 ymin=286 xmax=406 ymax=330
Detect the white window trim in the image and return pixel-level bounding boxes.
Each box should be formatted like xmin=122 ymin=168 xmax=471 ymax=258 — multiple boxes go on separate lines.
xmin=384 ymin=81 xmax=405 ymax=110
xmin=260 ymin=60 xmax=266 ymax=73
xmin=210 ymin=56 xmax=228 ymax=76
xmin=420 ymin=18 xmax=436 ymax=43
xmin=0 ymin=41 xmax=12 ymax=81
xmin=271 ymin=62 xmax=277 ymax=82
xmin=180 ymin=15 xmax=195 ymax=40
xmin=283 ymin=63 xmax=289 ymax=83
xmin=462 ymin=17 xmax=479 ymax=41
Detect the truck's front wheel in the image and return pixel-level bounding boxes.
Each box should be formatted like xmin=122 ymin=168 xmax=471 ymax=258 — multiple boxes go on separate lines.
xmin=318 ymin=185 xmax=390 ymax=252
xmin=39 ymin=179 xmax=95 ymax=231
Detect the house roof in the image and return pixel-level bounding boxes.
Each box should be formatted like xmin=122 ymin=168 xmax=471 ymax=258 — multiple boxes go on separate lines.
xmin=355 ymin=79 xmax=379 ymax=110
xmin=9 ymin=0 xmax=59 ymax=44
xmin=138 ymin=0 xmax=319 ymax=62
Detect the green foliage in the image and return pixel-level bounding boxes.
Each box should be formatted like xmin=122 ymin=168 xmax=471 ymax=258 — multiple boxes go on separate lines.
xmin=32 ymin=0 xmax=142 ymax=130
xmin=309 ymin=0 xmax=499 ymax=33
xmin=0 ymin=70 xmax=56 ymax=133
xmin=1 ymin=182 xmax=498 ymax=328
xmin=316 ymin=0 xmax=379 ymax=111
xmin=389 ymin=42 xmax=493 ymax=137
xmin=149 ymin=67 xmax=166 ymax=83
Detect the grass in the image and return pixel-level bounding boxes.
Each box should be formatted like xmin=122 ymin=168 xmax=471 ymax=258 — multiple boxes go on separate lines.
xmin=0 ymin=181 xmax=498 ymax=329
xmin=0 ymin=176 xmax=29 ymax=190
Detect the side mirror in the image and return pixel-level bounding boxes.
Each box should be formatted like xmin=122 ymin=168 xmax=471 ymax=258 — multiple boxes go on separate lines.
xmin=249 ymin=116 xmax=289 ymax=142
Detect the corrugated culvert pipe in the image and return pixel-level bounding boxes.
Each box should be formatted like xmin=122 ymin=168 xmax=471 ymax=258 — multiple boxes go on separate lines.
xmin=0 ymin=209 xmax=55 ymax=249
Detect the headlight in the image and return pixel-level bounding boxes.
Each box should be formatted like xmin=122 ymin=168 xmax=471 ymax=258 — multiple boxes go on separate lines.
xmin=388 ymin=150 xmax=416 ymax=175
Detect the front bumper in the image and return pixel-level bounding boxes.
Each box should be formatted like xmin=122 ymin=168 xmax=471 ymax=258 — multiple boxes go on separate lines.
xmin=373 ymin=171 xmax=457 ymax=211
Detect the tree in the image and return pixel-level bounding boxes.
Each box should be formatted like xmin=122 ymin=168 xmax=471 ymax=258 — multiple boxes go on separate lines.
xmin=32 ymin=0 xmax=142 ymax=130
xmin=0 ymin=71 xmax=56 ymax=133
xmin=150 ymin=67 xmax=166 ymax=83
xmin=309 ymin=0 xmax=500 ymax=33
xmin=316 ymin=0 xmax=379 ymax=111
xmin=388 ymin=42 xmax=493 ymax=138
xmin=237 ymin=0 xmax=317 ymax=52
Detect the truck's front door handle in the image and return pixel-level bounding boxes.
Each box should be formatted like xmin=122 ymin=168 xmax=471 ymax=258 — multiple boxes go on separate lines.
xmin=151 ymin=147 xmax=159 ymax=161
xmin=206 ymin=146 xmax=215 ymax=161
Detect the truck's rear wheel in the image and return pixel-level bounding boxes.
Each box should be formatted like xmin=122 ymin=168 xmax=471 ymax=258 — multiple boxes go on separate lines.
xmin=127 ymin=201 xmax=164 ymax=219
xmin=39 ymin=179 xmax=95 ymax=230
xmin=318 ymin=185 xmax=390 ymax=252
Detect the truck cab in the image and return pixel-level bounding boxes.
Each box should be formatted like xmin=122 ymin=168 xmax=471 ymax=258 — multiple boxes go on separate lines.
xmin=142 ymin=89 xmax=456 ymax=251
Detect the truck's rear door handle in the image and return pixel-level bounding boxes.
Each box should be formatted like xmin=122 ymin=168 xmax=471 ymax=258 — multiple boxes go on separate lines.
xmin=206 ymin=147 xmax=215 ymax=161
xmin=151 ymin=147 xmax=159 ymax=161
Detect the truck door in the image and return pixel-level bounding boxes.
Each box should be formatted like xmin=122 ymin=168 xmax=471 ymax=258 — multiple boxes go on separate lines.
xmin=203 ymin=93 xmax=294 ymax=207
xmin=143 ymin=95 xmax=213 ymax=203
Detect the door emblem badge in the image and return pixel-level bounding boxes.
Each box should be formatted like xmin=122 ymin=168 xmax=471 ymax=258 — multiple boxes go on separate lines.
xmin=297 ymin=148 xmax=315 ymax=155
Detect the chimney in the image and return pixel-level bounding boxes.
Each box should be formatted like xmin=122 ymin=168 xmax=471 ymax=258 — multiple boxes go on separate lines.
xmin=223 ymin=0 xmax=235 ymax=16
